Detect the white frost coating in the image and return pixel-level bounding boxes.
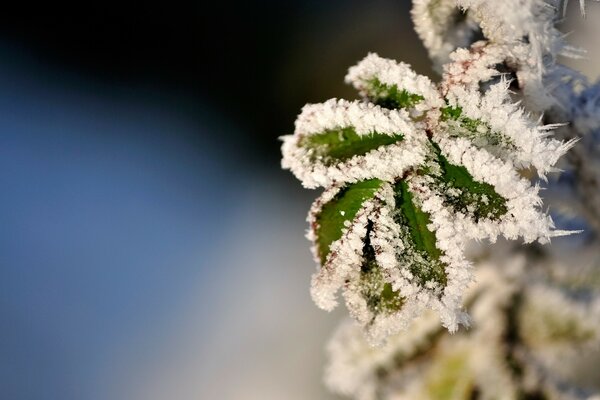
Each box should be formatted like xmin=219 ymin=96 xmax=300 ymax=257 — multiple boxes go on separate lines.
xmin=455 ymin=0 xmax=586 ymax=73
xmin=325 ymin=265 xmax=521 ymax=400
xmin=404 ymin=176 xmax=474 ymax=331
xmin=326 ymin=255 xmax=600 ymax=400
xmin=442 ymin=41 xmax=562 ymax=112
xmin=412 ymin=0 xmax=580 ymax=75
xmin=456 ymin=0 xmax=567 ymax=55
xmin=421 ymin=0 xmax=585 ymax=113
xmin=282 ymin=1 xmax=600 ymax=398
xmin=433 ymin=136 xmax=574 ymax=243
xmin=305 ymin=185 xmax=344 ymax=265
xmin=411 ymin=0 xmax=481 ymax=68
xmin=308 ymin=179 xmax=474 ymax=343
xmin=293 ymin=99 xmax=418 ymax=137
xmin=325 ymin=314 xmax=442 ymax=400
xmin=444 ymin=79 xmax=578 ymax=177
xmin=369 ymin=190 xmax=402 ymax=273
xmin=343 ymin=268 xmax=435 ymax=344
xmin=281 ymin=138 xmax=426 ymax=189
xmin=281 ymin=99 xmax=427 ymax=189
xmin=518 ymin=284 xmax=600 ymax=400
xmin=441 ymin=42 xmax=506 ymax=93
xmin=343 ymin=185 xmax=451 ymax=343
xmin=345 ymin=53 xmax=444 ymax=112
xmin=309 ymin=188 xmax=380 ymax=311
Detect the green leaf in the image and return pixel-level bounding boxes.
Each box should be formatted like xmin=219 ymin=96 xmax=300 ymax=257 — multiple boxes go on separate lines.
xmin=364 ymin=78 xmax=425 ymax=110
xmin=315 ymin=179 xmax=384 ymax=264
xmin=431 ymin=142 xmax=508 ymax=221
xmin=299 ymin=127 xmax=403 ymax=165
xmin=440 ymin=105 xmax=464 ymax=121
xmin=360 ymin=223 xmax=404 ymax=315
xmin=395 ymin=180 xmax=447 ymax=286
xmin=441 ymin=105 xmax=514 ymax=148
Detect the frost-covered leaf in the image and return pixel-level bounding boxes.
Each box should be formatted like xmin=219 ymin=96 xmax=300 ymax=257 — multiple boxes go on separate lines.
xmin=360 ymin=79 xmax=425 ymax=110
xmin=308 ymin=181 xmax=385 ymax=311
xmin=357 ymin=250 xmax=404 ymax=316
xmin=430 ymin=136 xmax=568 ymax=244
xmin=394 ymin=180 xmax=447 ymax=285
xmin=279 ymin=1 xmax=600 ymax=398
xmin=281 ymin=99 xmax=427 ymax=188
xmin=283 ymin=44 xmax=573 ymax=342
xmin=325 ymin=266 xmax=521 ymax=400
xmin=308 ymin=177 xmax=469 ymax=342
xmin=443 ymin=78 xmax=578 ymax=177
xmin=313 ymin=179 xmax=385 ymax=265
xmin=440 ymin=104 xmax=512 ymax=149
xmin=309 ymin=180 xmax=406 ymax=323
xmin=299 ymin=128 xmax=404 ymax=165
xmin=345 ymin=53 xmax=443 ymax=113
xmin=411 ymin=0 xmax=482 ymax=69
xmin=430 ymin=141 xmax=508 ymax=222
xmin=325 ymin=315 xmax=443 ymax=400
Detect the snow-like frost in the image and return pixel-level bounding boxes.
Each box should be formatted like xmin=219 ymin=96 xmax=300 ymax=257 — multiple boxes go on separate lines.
xmin=444 ymin=79 xmax=578 ymax=176
xmin=345 ymin=53 xmax=444 ymax=114
xmin=281 ymin=99 xmax=427 ymax=189
xmin=326 ymin=255 xmax=600 ymax=399
xmin=308 ymin=184 xmax=380 ymax=311
xmin=411 ymin=0 xmax=482 ymax=68
xmin=325 ymin=265 xmax=520 ymax=400
xmin=432 ymin=136 xmax=573 ymax=243
xmin=281 ymin=0 xmax=600 ymax=398
xmin=282 ymin=44 xmax=574 ymax=343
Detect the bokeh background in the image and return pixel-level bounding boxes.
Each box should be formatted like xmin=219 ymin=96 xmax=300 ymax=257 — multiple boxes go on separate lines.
xmin=1 ymin=1 xmax=598 ymax=399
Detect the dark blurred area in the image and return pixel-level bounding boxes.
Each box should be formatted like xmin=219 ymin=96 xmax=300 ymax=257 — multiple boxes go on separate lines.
xmin=0 ymin=1 xmax=431 ymax=399
xmin=0 ymin=1 xmax=432 ymax=167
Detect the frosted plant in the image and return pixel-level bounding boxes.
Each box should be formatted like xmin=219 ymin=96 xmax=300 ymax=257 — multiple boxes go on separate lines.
xmin=281 ymin=0 xmax=600 ymax=398
xmin=325 ymin=258 xmax=600 ymax=400
xmin=281 ymin=31 xmax=574 ymax=344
